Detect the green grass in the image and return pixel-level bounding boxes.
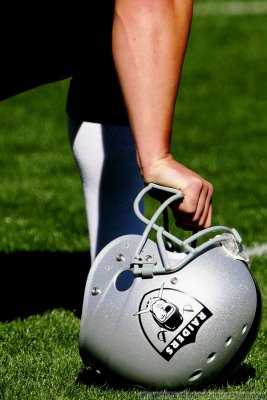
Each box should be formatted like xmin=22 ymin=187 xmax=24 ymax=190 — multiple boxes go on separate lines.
xmin=0 ymin=80 xmax=89 ymax=252
xmin=1 ymin=6 xmax=267 ymax=400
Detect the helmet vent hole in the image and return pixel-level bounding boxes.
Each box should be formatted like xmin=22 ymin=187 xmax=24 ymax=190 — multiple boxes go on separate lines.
xmin=207 ymin=352 xmax=216 ymax=363
xmin=225 ymin=336 xmax=232 ymax=347
xmin=188 ymin=369 xmax=203 ymax=382
xmin=241 ymin=325 xmax=247 ymax=335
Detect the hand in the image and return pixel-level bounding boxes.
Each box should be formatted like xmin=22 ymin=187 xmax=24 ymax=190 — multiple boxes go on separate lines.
xmin=141 ymin=154 xmax=213 ymax=231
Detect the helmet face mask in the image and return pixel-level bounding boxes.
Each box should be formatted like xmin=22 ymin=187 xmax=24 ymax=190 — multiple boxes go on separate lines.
xmin=79 ymin=184 xmax=262 ymax=390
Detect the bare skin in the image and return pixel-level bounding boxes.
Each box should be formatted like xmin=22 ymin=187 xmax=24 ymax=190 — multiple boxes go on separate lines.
xmin=112 ymin=0 xmax=213 ymax=230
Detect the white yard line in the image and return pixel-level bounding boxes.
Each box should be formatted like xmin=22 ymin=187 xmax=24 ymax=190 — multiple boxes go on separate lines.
xmin=194 ymin=1 xmax=267 ymax=16
xmin=246 ymin=243 xmax=267 ymax=257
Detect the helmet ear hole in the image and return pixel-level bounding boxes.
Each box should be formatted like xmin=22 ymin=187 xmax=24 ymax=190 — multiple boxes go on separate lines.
xmin=115 ymin=270 xmax=135 ymax=292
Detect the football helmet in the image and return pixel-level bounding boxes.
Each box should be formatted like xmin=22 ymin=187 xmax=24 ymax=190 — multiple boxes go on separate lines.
xmin=79 ymin=183 xmax=262 ymax=390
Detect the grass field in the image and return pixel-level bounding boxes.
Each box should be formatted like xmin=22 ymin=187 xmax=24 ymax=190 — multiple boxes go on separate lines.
xmin=0 ymin=2 xmax=266 ymax=399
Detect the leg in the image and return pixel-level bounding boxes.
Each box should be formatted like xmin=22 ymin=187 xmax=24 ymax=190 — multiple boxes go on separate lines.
xmin=68 ymin=118 xmax=144 ymax=263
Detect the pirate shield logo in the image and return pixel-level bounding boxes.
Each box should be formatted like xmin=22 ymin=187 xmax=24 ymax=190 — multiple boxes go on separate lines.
xmin=134 ymin=283 xmax=212 ymax=361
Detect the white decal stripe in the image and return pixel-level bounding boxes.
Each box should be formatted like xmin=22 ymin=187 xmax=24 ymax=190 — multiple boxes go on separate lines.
xmin=194 ymin=1 xmax=267 ymax=16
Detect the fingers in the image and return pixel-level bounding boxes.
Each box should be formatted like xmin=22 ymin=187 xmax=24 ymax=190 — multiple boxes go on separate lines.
xmin=172 ymin=202 xmax=213 ymax=231
xmin=172 ymin=179 xmax=213 ymax=230
xmin=142 ymin=155 xmax=213 ymax=231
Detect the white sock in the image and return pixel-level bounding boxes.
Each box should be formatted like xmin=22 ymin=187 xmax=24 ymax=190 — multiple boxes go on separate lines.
xmin=68 ymin=118 xmax=144 ymax=263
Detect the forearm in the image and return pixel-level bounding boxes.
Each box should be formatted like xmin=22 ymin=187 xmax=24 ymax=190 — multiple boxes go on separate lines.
xmin=112 ymin=0 xmax=193 ymax=175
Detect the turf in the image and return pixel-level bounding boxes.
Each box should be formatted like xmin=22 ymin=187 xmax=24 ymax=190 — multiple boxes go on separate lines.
xmin=0 ymin=4 xmax=267 ymax=400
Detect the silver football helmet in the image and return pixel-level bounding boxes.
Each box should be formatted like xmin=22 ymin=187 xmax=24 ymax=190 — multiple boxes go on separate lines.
xmin=79 ymin=183 xmax=262 ymax=390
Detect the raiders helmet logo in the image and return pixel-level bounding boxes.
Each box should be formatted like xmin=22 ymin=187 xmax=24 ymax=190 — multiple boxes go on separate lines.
xmin=134 ymin=283 xmax=212 ymax=361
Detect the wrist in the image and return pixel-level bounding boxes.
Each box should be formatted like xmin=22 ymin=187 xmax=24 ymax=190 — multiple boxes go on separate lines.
xmin=139 ymin=153 xmax=174 ymax=182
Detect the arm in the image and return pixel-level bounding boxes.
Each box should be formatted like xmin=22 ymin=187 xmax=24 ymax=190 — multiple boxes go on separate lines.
xmin=112 ymin=0 xmax=213 ymax=229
